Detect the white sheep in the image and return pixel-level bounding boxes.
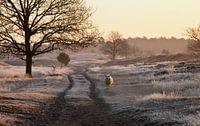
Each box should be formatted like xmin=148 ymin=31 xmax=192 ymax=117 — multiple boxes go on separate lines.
xmin=105 ymin=74 xmax=114 ymax=87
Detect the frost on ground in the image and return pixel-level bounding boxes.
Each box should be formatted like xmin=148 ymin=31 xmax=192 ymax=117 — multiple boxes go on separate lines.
xmin=0 ymin=50 xmax=108 ymax=126
xmin=86 ymin=60 xmax=200 ymax=125
xmin=1 ymin=51 xmax=200 ymax=126
xmin=0 ymin=61 xmax=70 ymax=126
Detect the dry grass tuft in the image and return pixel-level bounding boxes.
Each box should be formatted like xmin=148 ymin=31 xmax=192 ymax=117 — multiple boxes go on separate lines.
xmin=141 ymin=92 xmax=180 ymax=100
xmin=0 ymin=114 xmax=22 ymax=126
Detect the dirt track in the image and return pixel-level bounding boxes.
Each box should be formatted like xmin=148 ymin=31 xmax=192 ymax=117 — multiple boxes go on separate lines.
xmin=48 ymin=71 xmax=112 ymax=126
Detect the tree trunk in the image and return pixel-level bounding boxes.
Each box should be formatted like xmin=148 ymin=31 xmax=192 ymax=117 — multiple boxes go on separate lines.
xmin=112 ymin=42 xmax=116 ymax=61
xmin=24 ymin=25 xmax=32 ymax=78
xmin=25 ymin=53 xmax=33 ymax=78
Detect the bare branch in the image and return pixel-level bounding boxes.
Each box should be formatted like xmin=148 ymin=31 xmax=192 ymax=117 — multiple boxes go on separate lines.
xmin=186 ymin=25 xmax=200 ymax=57
xmin=0 ymin=0 xmax=98 ymax=76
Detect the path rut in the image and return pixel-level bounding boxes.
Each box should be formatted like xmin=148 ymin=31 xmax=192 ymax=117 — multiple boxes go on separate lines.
xmin=51 ymin=73 xmax=112 ymax=126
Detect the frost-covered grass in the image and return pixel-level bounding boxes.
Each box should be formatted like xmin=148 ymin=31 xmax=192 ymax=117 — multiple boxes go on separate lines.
xmin=0 ymin=65 xmax=72 ymax=93
xmin=86 ymin=60 xmax=200 ymax=125
xmin=0 ymin=65 xmax=72 ymax=78
xmin=152 ymin=80 xmax=200 ymax=96
xmin=0 ymin=74 xmax=69 ymax=125
xmin=0 ymin=60 xmax=71 ymax=126
xmin=150 ymin=63 xmax=200 ymax=98
xmin=141 ymin=93 xmax=180 ymax=100
xmin=130 ymin=97 xmax=200 ymax=126
xmin=184 ymin=112 xmax=200 ymax=126
xmin=87 ymin=61 xmax=200 ymax=102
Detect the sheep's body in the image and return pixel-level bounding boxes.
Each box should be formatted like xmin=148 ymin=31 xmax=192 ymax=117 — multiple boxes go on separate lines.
xmin=105 ymin=75 xmax=113 ymax=87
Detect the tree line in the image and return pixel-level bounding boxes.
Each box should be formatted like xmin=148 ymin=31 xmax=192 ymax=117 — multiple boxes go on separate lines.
xmin=100 ymin=28 xmax=200 ymax=61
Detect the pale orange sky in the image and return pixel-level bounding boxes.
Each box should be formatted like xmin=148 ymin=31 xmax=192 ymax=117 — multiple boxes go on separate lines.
xmin=86 ymin=0 xmax=200 ymax=38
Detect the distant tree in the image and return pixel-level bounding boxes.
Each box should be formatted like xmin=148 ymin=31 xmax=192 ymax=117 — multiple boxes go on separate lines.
xmin=118 ymin=41 xmax=143 ymax=59
xmin=118 ymin=40 xmax=132 ymax=59
xmin=161 ymin=49 xmax=170 ymax=55
xmin=57 ymin=53 xmax=70 ymax=67
xmin=131 ymin=45 xmax=142 ymax=57
xmin=186 ymin=25 xmax=200 ymax=57
xmin=101 ymin=31 xmax=123 ymax=60
xmin=0 ymin=0 xmax=98 ymax=77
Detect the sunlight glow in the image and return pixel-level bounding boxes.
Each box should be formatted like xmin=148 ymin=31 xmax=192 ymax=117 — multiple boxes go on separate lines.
xmin=86 ymin=0 xmax=200 ymax=38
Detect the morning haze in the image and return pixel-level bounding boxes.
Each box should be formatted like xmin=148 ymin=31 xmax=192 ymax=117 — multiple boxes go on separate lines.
xmin=85 ymin=0 xmax=200 ymax=54
xmin=86 ymin=0 xmax=200 ymax=38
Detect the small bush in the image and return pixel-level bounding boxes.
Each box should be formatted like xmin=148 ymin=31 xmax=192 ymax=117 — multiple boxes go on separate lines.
xmin=57 ymin=53 xmax=70 ymax=67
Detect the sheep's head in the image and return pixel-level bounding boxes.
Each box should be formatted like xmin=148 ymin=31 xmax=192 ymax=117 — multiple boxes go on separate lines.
xmin=105 ymin=74 xmax=111 ymax=77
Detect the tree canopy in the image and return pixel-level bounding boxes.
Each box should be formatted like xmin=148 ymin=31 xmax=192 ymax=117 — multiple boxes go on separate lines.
xmin=0 ymin=0 xmax=98 ymax=77
xmin=101 ymin=31 xmax=123 ymax=60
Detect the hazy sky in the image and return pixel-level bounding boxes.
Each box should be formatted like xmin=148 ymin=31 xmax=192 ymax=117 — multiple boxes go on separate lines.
xmin=86 ymin=0 xmax=200 ymax=38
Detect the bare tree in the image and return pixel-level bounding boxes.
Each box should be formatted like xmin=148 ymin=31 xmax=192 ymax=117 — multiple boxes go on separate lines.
xmin=101 ymin=31 xmax=123 ymax=61
xmin=0 ymin=0 xmax=98 ymax=77
xmin=186 ymin=25 xmax=200 ymax=57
